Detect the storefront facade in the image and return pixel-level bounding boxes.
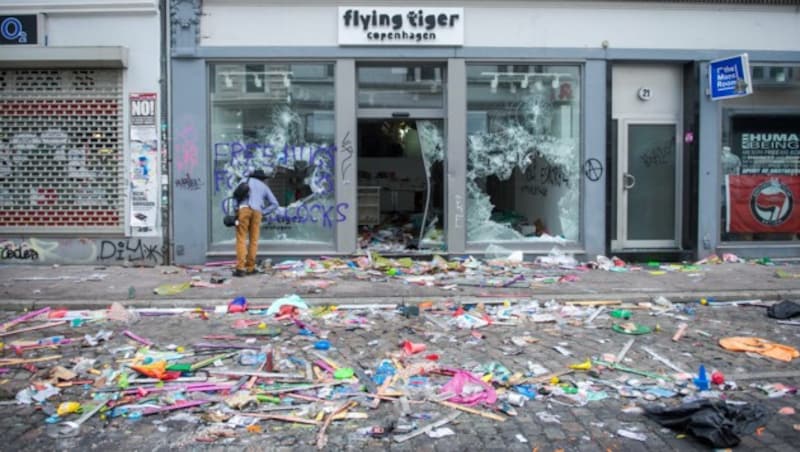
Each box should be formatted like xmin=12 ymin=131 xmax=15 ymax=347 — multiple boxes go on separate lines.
xmin=169 ymin=0 xmax=800 ymax=265
xmin=0 ymin=0 xmax=166 ymax=265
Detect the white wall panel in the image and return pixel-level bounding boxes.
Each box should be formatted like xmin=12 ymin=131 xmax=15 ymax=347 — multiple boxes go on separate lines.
xmin=201 ymin=3 xmax=800 ymax=51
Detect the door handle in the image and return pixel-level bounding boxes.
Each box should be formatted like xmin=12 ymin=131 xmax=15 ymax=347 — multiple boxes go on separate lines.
xmin=623 ymin=173 xmax=636 ymax=190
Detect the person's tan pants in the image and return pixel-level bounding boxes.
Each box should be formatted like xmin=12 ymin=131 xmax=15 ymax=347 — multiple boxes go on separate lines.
xmin=236 ymin=207 xmax=262 ymax=272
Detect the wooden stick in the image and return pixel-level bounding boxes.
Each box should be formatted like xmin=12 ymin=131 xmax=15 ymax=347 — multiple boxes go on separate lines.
xmin=316 ymin=401 xmax=356 ymax=449
xmin=258 ymin=381 xmax=343 ymax=395
xmin=241 ymin=413 xmax=320 ymax=425
xmin=0 ymin=321 xmax=67 ymax=337
xmin=565 ymin=300 xmax=621 ymax=306
xmin=615 ymin=338 xmax=635 ymax=364
xmin=585 ymin=307 xmax=605 ymax=324
xmin=207 ymin=369 xmax=307 ymax=380
xmin=394 ymin=411 xmax=460 ymax=443
xmin=672 ymin=323 xmax=688 ymax=342
xmin=0 ymin=354 xmax=62 ymax=366
xmin=436 ymin=400 xmax=506 ymax=422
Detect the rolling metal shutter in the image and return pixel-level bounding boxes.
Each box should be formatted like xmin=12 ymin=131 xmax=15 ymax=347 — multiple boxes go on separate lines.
xmin=0 ymin=69 xmax=125 ymax=233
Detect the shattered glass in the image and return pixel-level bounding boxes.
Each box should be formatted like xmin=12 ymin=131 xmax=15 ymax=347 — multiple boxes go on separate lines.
xmin=209 ymin=63 xmax=337 ymax=245
xmin=466 ymin=65 xmax=581 ymax=244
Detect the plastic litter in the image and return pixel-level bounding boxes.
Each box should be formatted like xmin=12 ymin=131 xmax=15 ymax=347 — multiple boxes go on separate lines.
xmin=617 ymin=429 xmax=647 ymax=441
xmin=767 ymin=300 xmax=800 ymax=319
xmin=227 ymin=296 xmax=248 ymax=314
xmin=440 ymin=370 xmax=497 ymax=406
xmin=266 ymin=295 xmax=309 ymax=315
xmin=719 ymin=336 xmax=800 ymax=362
xmin=644 ymin=399 xmax=769 ymax=448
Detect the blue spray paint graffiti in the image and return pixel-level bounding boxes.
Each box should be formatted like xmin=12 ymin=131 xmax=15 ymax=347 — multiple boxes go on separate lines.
xmin=214 ymin=141 xmax=349 ymax=228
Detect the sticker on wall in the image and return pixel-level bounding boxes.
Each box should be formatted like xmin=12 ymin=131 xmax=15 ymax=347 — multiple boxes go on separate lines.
xmin=129 ymin=93 xmax=159 ymax=235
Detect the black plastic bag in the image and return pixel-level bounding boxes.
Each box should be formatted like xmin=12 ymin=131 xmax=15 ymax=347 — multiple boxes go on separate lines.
xmin=644 ymin=400 xmax=768 ymax=448
xmin=767 ymin=300 xmax=800 ymax=319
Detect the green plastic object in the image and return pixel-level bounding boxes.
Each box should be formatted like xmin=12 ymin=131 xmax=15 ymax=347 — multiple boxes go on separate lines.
xmin=166 ymin=363 xmax=192 ymax=372
xmin=236 ymin=327 xmax=281 ymax=337
xmin=334 ymin=367 xmax=355 ymax=380
xmin=256 ymin=394 xmax=281 ymax=404
xmin=609 ymin=309 xmax=632 ymax=320
xmin=612 ymin=323 xmax=652 ymax=335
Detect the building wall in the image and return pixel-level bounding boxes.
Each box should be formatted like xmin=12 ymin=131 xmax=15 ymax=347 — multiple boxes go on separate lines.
xmin=0 ymin=0 xmax=165 ymax=265
xmin=200 ymin=1 xmax=800 ymax=51
xmin=170 ymin=1 xmax=800 ymax=264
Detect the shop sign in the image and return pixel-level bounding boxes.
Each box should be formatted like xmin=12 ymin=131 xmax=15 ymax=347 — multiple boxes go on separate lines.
xmin=0 ymin=15 xmax=38 ymax=45
xmin=338 ymin=7 xmax=463 ymax=46
xmin=726 ymin=175 xmax=800 ymax=233
xmin=709 ymin=53 xmax=753 ymax=101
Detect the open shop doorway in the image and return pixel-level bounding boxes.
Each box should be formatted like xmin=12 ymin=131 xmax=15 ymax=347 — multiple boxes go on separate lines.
xmin=356 ymin=119 xmax=445 ymax=253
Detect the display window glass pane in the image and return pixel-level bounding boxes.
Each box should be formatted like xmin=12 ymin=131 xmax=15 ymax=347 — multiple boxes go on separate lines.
xmin=720 ymin=64 xmax=800 ymax=242
xmin=209 ymin=63 xmax=336 ymax=245
xmin=358 ymin=64 xmax=444 ymax=108
xmin=466 ymin=64 xmax=581 ymax=244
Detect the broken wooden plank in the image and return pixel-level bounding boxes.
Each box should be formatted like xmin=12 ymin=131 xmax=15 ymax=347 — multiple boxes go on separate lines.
xmin=436 ymin=400 xmax=506 ymax=422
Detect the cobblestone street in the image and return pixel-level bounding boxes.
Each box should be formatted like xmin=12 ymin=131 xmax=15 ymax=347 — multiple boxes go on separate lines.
xmin=1 ymin=294 xmax=799 ymax=451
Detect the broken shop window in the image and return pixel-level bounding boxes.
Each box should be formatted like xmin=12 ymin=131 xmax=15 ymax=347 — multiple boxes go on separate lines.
xmin=466 ymin=64 xmax=581 ymax=244
xmin=209 ymin=63 xmax=337 ymax=245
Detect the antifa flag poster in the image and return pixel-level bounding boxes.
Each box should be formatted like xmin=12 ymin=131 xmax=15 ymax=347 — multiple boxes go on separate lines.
xmin=726 ymin=175 xmax=800 ymax=233
xmin=129 ymin=93 xmax=159 ymax=234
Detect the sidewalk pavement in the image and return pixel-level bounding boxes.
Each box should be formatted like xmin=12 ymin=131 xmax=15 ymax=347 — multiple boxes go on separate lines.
xmin=2 ymin=258 xmax=800 ymax=310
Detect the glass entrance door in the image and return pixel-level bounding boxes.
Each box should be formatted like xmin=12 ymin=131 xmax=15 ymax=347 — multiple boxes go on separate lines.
xmin=356 ymin=63 xmax=446 ymax=254
xmin=616 ymin=120 xmax=681 ymax=248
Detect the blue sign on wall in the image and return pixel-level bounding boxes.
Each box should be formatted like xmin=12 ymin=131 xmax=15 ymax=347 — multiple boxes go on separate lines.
xmin=709 ymin=53 xmax=753 ymax=101
xmin=0 ymin=15 xmax=38 ymax=45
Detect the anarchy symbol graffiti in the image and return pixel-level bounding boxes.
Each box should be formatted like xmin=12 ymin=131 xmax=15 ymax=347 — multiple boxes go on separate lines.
xmin=583 ymin=158 xmax=604 ymax=182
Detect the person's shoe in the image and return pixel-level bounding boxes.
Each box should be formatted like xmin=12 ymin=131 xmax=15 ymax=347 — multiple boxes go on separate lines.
xmin=246 ymin=269 xmax=259 ymax=276
xmin=232 ymin=269 xmax=246 ymax=277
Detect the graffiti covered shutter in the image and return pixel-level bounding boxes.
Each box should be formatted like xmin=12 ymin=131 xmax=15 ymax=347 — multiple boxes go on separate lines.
xmin=0 ymin=69 xmax=124 ymax=232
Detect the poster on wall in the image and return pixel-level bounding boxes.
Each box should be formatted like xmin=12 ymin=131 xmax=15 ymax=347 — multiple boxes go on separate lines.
xmin=129 ymin=93 xmax=159 ymax=234
xmin=730 ymin=115 xmax=800 ymax=175
xmin=726 ymin=174 xmax=800 ymax=233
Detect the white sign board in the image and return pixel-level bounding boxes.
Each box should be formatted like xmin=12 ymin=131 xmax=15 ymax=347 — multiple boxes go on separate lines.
xmin=338 ymin=7 xmax=463 ymax=46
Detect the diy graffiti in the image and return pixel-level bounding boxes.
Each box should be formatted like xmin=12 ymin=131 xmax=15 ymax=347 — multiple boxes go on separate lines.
xmin=0 ymin=241 xmax=39 ymax=260
xmin=227 ymin=201 xmax=351 ymax=229
xmin=521 ymin=158 xmax=570 ymax=196
xmin=641 ymin=140 xmax=674 ymax=168
xmin=175 ymin=172 xmax=203 ymax=191
xmin=340 ymin=131 xmax=354 ymax=184
xmin=174 ymin=119 xmax=199 ymax=175
xmin=583 ymin=158 xmax=604 ymax=182
xmin=99 ymin=239 xmax=165 ymax=264
xmin=212 ymin=142 xmax=336 ymax=195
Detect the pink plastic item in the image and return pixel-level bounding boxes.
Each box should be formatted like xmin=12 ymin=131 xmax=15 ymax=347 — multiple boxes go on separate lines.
xmin=440 ymin=370 xmax=497 ymax=406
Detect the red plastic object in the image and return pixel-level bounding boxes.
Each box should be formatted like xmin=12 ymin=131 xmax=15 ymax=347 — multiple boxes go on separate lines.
xmin=402 ymin=340 xmax=426 ymax=355
xmin=711 ymin=371 xmax=725 ymax=385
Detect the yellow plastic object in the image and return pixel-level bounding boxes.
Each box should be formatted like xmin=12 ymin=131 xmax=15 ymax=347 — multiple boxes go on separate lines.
xmin=153 ymin=281 xmax=191 ymax=296
xmin=57 ymin=401 xmax=81 ymax=416
xmin=568 ymin=359 xmax=592 ymax=371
